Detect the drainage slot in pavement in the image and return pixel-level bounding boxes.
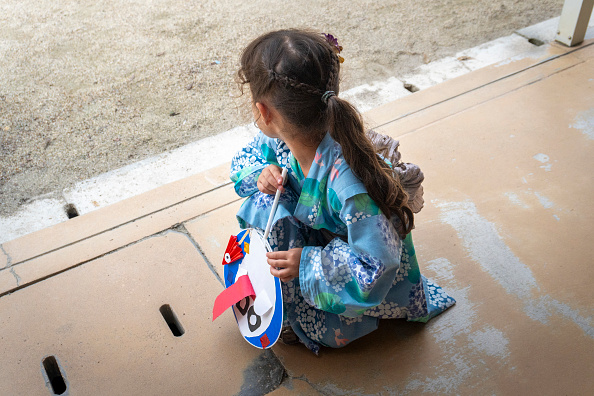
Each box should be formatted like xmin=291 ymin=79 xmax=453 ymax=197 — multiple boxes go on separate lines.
xmin=160 ymin=304 xmax=185 ymax=337
xmin=64 ymin=203 xmax=79 ymax=219
xmin=42 ymin=356 xmax=67 ymax=395
xmin=528 ymin=38 xmax=545 ymax=46
xmin=404 ymin=83 xmax=420 ymax=93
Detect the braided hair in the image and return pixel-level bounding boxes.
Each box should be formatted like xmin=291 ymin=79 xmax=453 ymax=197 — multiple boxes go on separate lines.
xmin=237 ymin=29 xmax=413 ymax=235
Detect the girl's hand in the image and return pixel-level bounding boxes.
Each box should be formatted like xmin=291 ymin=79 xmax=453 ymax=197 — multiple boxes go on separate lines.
xmin=258 ymin=164 xmax=285 ymax=195
xmin=267 ymin=248 xmax=302 ymax=283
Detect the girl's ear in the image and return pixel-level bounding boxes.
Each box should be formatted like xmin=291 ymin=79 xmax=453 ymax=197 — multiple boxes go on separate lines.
xmin=255 ymin=102 xmax=272 ymax=125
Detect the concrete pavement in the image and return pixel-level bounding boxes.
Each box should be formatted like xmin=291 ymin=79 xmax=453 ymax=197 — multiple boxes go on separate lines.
xmin=1 ymin=36 xmax=593 ymax=395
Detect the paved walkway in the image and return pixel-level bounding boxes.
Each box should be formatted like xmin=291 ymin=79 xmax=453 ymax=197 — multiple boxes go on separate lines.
xmin=1 ymin=38 xmax=593 ymax=395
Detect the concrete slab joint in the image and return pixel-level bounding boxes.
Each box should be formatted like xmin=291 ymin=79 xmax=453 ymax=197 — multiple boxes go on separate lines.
xmin=0 ymin=244 xmax=12 ymax=268
xmin=9 ymin=268 xmax=21 ymax=287
xmin=173 ymin=223 xmax=223 ymax=286
xmin=0 ymin=228 xmax=176 ymax=298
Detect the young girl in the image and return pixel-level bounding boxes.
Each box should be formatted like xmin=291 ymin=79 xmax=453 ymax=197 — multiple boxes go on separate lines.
xmin=230 ymin=29 xmax=455 ymax=353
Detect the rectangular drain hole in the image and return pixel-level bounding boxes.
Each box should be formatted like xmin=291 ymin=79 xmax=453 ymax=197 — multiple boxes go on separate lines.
xmin=160 ymin=304 xmax=185 ymax=337
xmin=42 ymin=356 xmax=67 ymax=395
xmin=404 ymin=82 xmax=420 ymax=93
xmin=64 ymin=203 xmax=79 ymax=219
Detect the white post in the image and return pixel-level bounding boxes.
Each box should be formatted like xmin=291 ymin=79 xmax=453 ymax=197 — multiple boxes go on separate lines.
xmin=555 ymin=0 xmax=594 ymax=46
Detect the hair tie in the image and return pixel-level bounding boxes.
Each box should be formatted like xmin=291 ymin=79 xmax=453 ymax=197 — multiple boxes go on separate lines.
xmin=321 ymin=90 xmax=336 ymax=104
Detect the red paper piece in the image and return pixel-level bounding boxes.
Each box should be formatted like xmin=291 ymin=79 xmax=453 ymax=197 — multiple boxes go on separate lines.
xmin=222 ymin=235 xmax=244 ymax=265
xmin=260 ymin=334 xmax=270 ymax=349
xmin=212 ymin=275 xmax=255 ymax=321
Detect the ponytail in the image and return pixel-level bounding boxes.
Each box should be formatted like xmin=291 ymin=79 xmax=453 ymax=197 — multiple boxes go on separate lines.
xmin=326 ymin=96 xmax=414 ymax=235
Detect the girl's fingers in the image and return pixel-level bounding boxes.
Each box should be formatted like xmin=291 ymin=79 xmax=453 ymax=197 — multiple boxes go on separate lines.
xmin=268 ymin=165 xmax=283 ymax=183
xmin=257 ymin=166 xmax=284 ymax=195
xmin=266 ymin=251 xmax=287 ymax=259
xmin=258 ymin=178 xmax=276 ymax=195
xmin=256 ymin=165 xmax=285 ymax=195
xmin=267 ymin=248 xmax=300 ymax=282
xmin=264 ymin=170 xmax=275 ymax=184
xmin=268 ymin=167 xmax=280 ymax=180
xmin=270 ymin=265 xmax=297 ymax=281
xmin=269 ymin=266 xmax=284 ymax=278
xmin=265 ymin=172 xmax=283 ymax=193
xmin=265 ymin=165 xmax=285 ymax=191
xmin=267 ymin=258 xmax=286 ymax=268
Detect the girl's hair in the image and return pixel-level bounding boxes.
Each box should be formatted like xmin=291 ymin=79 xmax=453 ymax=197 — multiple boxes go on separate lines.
xmin=237 ymin=29 xmax=413 ymax=235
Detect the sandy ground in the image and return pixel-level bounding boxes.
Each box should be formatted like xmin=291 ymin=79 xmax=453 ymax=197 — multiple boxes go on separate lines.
xmin=0 ymin=0 xmax=563 ymax=216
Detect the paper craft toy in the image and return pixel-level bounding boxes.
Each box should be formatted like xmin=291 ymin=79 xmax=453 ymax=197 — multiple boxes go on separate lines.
xmin=212 ymin=230 xmax=283 ymax=349
xmin=212 ymin=167 xmax=287 ymax=349
xmin=222 ymin=235 xmax=244 ymax=265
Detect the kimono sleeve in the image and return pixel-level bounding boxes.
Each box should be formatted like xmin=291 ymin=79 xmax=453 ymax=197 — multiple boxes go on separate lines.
xmin=230 ymin=131 xmax=282 ymax=197
xmin=299 ymin=194 xmax=403 ymax=317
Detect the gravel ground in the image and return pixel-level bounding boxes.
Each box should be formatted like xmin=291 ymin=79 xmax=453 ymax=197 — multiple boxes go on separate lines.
xmin=0 ymin=0 xmax=563 ymax=216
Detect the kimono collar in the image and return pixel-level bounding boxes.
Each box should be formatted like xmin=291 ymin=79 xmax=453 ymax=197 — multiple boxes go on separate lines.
xmin=290 ymin=132 xmax=340 ymax=183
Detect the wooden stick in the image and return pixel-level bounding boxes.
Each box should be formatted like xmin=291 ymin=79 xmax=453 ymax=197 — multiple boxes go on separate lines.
xmin=263 ymin=167 xmax=288 ymax=240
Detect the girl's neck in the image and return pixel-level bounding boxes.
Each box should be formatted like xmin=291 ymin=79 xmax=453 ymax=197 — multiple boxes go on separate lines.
xmin=283 ymin=134 xmax=321 ymax=178
xmin=257 ymin=101 xmax=323 ymax=178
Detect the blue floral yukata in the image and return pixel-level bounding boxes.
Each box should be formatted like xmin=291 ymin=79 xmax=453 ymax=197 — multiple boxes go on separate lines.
xmin=230 ymin=131 xmax=455 ymax=354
